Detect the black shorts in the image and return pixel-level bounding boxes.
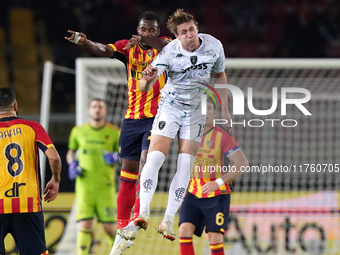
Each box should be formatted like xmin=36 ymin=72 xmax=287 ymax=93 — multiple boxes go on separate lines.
xmin=0 ymin=211 xmax=48 ymax=255
xmin=179 ymin=192 xmax=230 ymax=237
xmin=119 ymin=117 xmax=154 ymax=161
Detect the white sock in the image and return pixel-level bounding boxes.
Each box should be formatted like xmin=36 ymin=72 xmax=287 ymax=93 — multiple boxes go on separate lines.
xmin=139 ymin=150 xmax=166 ymax=214
xmin=164 ymin=153 xmax=195 ymax=218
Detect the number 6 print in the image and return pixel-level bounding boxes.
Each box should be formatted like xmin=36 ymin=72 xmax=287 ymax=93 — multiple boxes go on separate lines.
xmin=215 ymin=212 xmax=224 ymax=226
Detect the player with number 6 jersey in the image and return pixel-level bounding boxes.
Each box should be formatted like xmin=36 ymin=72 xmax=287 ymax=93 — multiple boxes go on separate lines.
xmin=178 ymin=97 xmax=248 ymax=255
xmin=0 ymin=87 xmax=61 ymax=255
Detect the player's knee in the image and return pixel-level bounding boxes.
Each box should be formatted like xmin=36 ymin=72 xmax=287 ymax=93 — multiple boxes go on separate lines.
xmin=208 ymin=232 xmax=223 ymax=244
xmin=179 ymin=222 xmax=195 ymax=237
xmin=121 ymin=158 xmax=139 ymax=173
xmin=103 ymin=223 xmax=116 ymax=236
xmin=145 ymin=151 xmax=165 ymax=169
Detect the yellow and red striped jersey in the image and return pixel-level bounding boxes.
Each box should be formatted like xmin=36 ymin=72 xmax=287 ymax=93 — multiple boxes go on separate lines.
xmin=188 ymin=125 xmax=240 ymax=198
xmin=0 ymin=116 xmax=54 ymax=214
xmin=108 ymin=36 xmax=172 ymax=119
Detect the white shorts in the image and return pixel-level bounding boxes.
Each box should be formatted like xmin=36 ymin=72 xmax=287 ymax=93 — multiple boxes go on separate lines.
xmin=152 ymin=96 xmax=206 ymax=142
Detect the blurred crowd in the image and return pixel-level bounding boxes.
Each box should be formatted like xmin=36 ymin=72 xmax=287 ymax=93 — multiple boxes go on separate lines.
xmin=38 ymin=0 xmax=340 ymax=59
xmin=2 ymin=0 xmax=340 ymax=112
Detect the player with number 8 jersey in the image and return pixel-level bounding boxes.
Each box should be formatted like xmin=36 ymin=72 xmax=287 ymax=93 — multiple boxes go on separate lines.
xmin=0 ymin=118 xmax=54 ymax=213
xmin=0 ymin=87 xmax=61 ymax=255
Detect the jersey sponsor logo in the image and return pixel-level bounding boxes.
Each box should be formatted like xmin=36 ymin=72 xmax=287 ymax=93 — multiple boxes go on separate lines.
xmin=134 ymin=59 xmax=153 ymax=67
xmin=181 ymin=63 xmax=208 ymax=74
xmin=131 ymin=69 xmax=143 ymax=80
xmin=190 ymin=56 xmax=197 ymax=65
xmin=5 ymin=182 xmax=26 ymax=197
xmin=175 ymin=187 xmax=185 ymax=202
xmin=158 ymin=121 xmax=166 ymax=130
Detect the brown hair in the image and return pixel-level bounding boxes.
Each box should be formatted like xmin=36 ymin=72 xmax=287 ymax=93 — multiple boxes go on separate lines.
xmin=207 ymin=95 xmax=217 ymax=110
xmin=167 ymin=9 xmax=198 ymax=35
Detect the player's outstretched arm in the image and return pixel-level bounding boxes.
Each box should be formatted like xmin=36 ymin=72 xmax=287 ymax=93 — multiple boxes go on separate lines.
xmin=65 ymin=30 xmax=114 ymax=58
xmin=202 ymin=149 xmax=248 ymax=195
xmin=123 ymin=35 xmax=170 ymax=51
xmin=140 ymin=66 xmax=159 ymax=92
xmin=44 ymin=147 xmax=62 ymax=202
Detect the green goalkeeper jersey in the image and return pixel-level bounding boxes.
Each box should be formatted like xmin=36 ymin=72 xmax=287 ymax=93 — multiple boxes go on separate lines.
xmin=68 ymin=123 xmax=120 ymax=192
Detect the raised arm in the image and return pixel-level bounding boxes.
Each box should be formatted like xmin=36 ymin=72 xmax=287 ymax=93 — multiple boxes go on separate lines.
xmin=139 ymin=65 xmax=160 ymax=92
xmin=65 ymin=30 xmax=114 ymax=58
xmin=123 ymin=35 xmax=170 ymax=51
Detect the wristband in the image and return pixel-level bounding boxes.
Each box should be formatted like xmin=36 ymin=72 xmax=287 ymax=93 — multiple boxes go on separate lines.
xmin=215 ymin=178 xmax=224 ymax=187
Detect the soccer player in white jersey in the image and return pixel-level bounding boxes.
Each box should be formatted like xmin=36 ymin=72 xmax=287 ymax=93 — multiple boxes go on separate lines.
xmin=134 ymin=9 xmax=230 ymax=242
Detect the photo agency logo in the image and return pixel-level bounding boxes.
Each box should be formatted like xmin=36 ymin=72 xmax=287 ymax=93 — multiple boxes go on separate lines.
xmin=200 ymin=83 xmax=312 ymax=127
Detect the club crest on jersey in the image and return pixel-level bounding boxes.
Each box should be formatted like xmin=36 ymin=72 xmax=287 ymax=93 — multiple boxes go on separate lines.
xmin=159 ymin=121 xmax=166 ymax=130
xmin=207 ymin=140 xmax=213 ymax=147
xmin=190 ymin=56 xmax=197 ymax=65
xmin=147 ymin=50 xmax=154 ymax=58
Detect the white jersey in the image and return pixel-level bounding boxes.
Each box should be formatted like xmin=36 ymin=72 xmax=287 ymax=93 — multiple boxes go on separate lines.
xmin=152 ymin=33 xmax=225 ymax=106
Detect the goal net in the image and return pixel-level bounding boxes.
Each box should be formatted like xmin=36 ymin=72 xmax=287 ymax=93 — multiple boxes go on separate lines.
xmin=60 ymin=58 xmax=340 ymax=255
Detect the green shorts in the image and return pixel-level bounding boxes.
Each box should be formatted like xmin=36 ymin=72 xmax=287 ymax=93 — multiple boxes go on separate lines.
xmin=76 ymin=188 xmax=116 ymax=223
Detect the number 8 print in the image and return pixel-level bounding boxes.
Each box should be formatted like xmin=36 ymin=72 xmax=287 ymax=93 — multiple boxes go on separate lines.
xmin=5 ymin=143 xmax=24 ymax=177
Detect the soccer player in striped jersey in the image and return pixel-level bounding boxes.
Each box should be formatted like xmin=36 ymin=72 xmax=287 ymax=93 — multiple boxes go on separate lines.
xmin=66 ymin=99 xmax=120 ymax=255
xmin=0 ymin=88 xmax=62 ymax=255
xmin=178 ymin=97 xmax=248 ymax=255
xmin=65 ymin=11 xmax=171 ymax=253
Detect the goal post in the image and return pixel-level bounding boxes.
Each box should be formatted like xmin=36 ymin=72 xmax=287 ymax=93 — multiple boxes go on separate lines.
xmin=75 ymin=58 xmax=127 ymax=126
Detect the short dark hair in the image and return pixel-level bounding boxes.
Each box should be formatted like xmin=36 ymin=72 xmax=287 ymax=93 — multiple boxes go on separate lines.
xmin=89 ymin=98 xmax=107 ymax=107
xmin=138 ymin=11 xmax=160 ymax=27
xmin=0 ymin=87 xmax=16 ymax=109
xmin=207 ymin=95 xmax=217 ymax=110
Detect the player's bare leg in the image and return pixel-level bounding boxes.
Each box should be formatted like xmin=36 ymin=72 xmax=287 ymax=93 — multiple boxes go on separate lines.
xmin=179 ymin=223 xmax=195 ymax=255
xmin=103 ymin=223 xmax=117 ymax=248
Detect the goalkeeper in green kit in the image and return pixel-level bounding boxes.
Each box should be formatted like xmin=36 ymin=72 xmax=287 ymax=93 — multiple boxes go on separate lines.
xmin=66 ymin=98 xmax=120 ymax=255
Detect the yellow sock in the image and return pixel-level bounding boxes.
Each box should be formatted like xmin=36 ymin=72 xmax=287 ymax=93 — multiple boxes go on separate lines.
xmin=77 ymin=229 xmax=92 ymax=255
